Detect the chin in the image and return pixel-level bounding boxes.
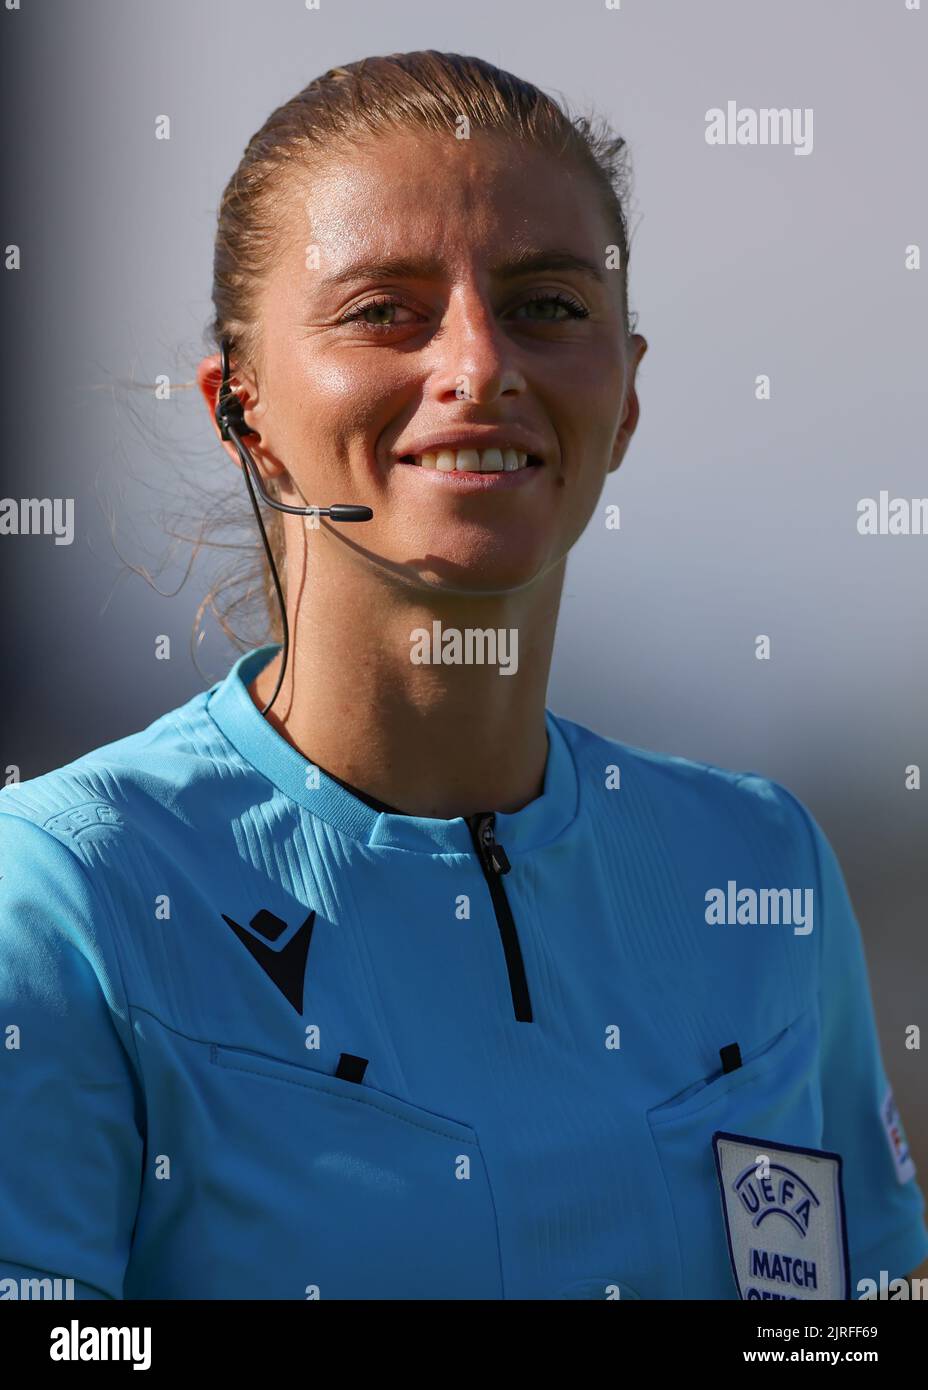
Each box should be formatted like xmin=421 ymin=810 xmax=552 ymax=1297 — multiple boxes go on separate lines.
xmin=416 ymin=552 xmax=552 ymax=594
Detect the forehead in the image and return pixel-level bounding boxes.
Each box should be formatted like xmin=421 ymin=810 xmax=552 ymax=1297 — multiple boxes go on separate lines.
xmin=277 ymin=129 xmax=611 ymax=273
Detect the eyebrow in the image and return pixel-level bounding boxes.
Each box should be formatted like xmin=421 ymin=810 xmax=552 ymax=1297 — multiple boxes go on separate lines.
xmin=319 ymin=248 xmax=606 ymax=289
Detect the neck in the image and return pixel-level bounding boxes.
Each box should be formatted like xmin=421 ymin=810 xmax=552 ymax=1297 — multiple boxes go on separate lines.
xmin=248 ymin=536 xmax=564 ymax=819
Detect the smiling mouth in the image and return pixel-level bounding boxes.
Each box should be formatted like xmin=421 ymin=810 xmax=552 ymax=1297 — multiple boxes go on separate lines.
xmin=397 ymin=448 xmax=543 ymax=473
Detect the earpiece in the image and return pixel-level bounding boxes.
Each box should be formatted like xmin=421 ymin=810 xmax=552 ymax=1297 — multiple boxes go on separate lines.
xmin=215 ymin=339 xmax=258 ymax=442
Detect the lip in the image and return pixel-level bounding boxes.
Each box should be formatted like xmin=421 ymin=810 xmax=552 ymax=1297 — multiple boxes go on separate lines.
xmin=390 ymin=429 xmax=549 ymax=465
xmin=388 ymin=461 xmax=546 ymax=491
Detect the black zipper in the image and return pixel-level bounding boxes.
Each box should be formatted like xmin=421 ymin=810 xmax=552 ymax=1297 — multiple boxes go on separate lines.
xmin=465 ymin=812 xmax=533 ymax=1023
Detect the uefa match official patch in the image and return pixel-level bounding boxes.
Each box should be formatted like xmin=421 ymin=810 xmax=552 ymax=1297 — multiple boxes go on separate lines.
xmin=713 ymin=1132 xmax=849 ymax=1301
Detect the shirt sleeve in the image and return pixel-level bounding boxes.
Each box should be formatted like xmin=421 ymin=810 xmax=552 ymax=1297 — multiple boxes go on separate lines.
xmin=787 ymin=793 xmax=928 ymax=1294
xmin=0 ymin=810 xmax=143 ymax=1299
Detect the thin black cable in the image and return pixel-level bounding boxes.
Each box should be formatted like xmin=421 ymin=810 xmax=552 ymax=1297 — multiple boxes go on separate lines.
xmin=224 ymin=419 xmax=291 ymax=718
xmin=214 ymin=337 xmax=373 ymax=717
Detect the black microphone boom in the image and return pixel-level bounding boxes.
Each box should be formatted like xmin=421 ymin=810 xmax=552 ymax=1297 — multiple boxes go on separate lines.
xmin=214 ymin=336 xmax=374 ymax=717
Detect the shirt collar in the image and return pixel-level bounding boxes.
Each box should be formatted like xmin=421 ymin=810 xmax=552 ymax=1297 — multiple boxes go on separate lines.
xmin=205 ymin=644 xmax=580 ymax=855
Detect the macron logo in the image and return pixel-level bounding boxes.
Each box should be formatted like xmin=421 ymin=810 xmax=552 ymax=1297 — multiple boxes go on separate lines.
xmin=221 ymin=906 xmax=316 ymax=1014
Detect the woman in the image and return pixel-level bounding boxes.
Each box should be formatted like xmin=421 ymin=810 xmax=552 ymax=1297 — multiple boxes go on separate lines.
xmin=0 ymin=51 xmax=925 ymax=1302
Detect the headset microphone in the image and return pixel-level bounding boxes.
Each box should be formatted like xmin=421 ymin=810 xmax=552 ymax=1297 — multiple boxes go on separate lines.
xmin=214 ymin=336 xmax=374 ymax=717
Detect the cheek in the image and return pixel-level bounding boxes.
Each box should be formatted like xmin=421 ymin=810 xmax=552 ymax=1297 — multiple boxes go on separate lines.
xmin=541 ymin=364 xmax=626 ymax=495
xmin=561 ymin=361 xmax=625 ymax=428
xmin=535 ymin=334 xmax=626 ymax=440
xmin=293 ymin=358 xmax=368 ymax=430
xmin=281 ymin=355 xmax=399 ymax=465
xmin=293 ymin=353 xmax=405 ymax=444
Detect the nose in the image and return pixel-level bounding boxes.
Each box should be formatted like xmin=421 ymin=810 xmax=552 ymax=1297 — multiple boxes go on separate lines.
xmin=426 ymin=282 xmax=527 ymax=406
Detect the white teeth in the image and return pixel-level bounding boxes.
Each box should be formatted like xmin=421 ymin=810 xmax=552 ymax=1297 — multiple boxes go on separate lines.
xmin=412 ymin=448 xmax=532 ymax=472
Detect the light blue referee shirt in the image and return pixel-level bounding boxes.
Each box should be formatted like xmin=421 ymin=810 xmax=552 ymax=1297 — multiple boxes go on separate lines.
xmin=1 ymin=644 xmax=925 ymax=1300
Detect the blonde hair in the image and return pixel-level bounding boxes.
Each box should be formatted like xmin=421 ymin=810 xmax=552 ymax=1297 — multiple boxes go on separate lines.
xmin=202 ymin=50 xmax=637 ymax=647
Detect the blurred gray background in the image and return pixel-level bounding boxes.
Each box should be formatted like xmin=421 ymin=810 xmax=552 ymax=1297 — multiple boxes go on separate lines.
xmin=1 ymin=2 xmax=925 ymax=1173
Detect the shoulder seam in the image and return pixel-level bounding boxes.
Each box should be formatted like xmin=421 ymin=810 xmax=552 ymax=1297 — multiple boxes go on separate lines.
xmin=0 ymin=809 xmax=145 ymax=1080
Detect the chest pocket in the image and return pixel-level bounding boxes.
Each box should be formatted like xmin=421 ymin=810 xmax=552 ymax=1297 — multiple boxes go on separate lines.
xmin=646 ymin=1008 xmax=823 ymax=1300
xmin=205 ymin=1043 xmax=503 ymax=1300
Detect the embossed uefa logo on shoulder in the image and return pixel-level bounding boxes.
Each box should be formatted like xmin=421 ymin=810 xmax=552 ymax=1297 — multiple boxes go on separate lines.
xmin=43 ymin=801 xmax=123 ymax=841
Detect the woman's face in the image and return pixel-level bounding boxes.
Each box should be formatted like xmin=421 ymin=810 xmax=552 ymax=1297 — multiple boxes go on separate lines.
xmin=231 ymin=128 xmax=645 ymax=594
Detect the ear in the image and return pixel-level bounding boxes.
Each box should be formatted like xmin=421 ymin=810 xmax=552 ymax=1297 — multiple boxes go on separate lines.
xmin=607 ymin=334 xmax=647 ymax=475
xmin=196 ymin=353 xmax=261 ymax=469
